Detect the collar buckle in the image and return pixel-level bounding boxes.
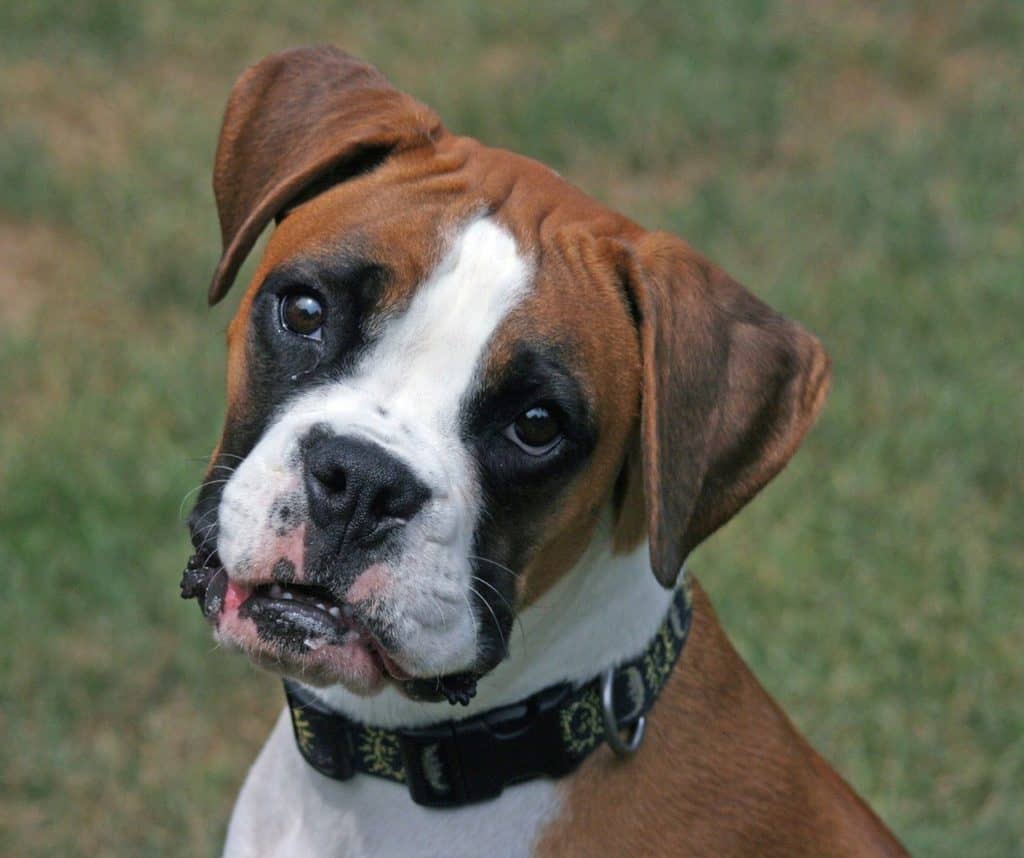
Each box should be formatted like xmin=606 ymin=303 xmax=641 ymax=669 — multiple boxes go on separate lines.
xmin=399 ymin=681 xmax=578 ymax=807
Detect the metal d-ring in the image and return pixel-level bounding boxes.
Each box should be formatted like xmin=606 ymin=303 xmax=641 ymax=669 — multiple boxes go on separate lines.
xmin=600 ymin=668 xmax=646 ymax=756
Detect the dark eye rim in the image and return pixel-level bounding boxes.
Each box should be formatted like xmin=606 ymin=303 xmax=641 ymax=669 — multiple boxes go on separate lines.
xmin=278 ymin=287 xmax=326 ymax=340
xmin=501 ymin=402 xmax=565 ymax=457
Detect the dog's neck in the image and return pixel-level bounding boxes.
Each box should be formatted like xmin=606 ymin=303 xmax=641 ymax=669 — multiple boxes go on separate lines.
xmin=309 ymin=520 xmax=673 ymax=728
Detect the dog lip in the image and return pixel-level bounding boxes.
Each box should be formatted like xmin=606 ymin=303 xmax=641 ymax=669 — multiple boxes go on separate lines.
xmin=237 ymin=582 xmax=412 ymax=680
xmin=180 ymin=553 xmax=227 ymax=620
xmin=186 ymin=556 xmax=416 ymax=684
xmin=202 ymin=568 xmax=229 ymax=618
xmin=374 ymin=644 xmax=412 ymax=681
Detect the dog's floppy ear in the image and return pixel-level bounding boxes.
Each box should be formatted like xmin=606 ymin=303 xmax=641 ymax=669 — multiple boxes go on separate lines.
xmin=208 ymin=46 xmax=443 ymax=305
xmin=620 ymin=231 xmax=831 ymax=587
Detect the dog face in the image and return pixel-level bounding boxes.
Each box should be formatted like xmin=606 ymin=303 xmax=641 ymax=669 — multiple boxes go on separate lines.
xmin=186 ymin=48 xmax=830 ymax=701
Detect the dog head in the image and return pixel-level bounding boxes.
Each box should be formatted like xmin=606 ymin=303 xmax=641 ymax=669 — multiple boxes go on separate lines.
xmin=186 ymin=47 xmax=830 ymax=700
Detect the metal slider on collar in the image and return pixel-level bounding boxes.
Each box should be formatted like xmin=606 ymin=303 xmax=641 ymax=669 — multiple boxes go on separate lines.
xmin=601 ymin=667 xmax=646 ymax=756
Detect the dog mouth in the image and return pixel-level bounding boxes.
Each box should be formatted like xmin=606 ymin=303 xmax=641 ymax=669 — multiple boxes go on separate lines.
xmin=243 ymin=581 xmax=354 ymax=641
xmin=180 ymin=554 xmax=410 ymax=680
xmin=180 ymin=553 xmax=483 ymax=701
xmin=239 ymin=581 xmax=412 ymax=680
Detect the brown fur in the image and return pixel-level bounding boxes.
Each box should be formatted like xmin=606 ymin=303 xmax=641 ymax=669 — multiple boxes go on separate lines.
xmin=621 ymin=232 xmax=832 ymax=585
xmin=206 ymin=46 xmax=905 ymax=855
xmin=537 ymin=579 xmax=908 ymax=857
xmin=209 ymin=47 xmax=442 ymax=304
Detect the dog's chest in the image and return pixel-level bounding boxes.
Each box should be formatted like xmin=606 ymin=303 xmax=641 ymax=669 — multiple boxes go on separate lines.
xmin=223 ymin=710 xmax=563 ymax=858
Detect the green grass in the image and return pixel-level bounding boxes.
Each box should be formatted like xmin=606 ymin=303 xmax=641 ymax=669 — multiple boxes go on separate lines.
xmin=2 ymin=1 xmax=1021 ymax=853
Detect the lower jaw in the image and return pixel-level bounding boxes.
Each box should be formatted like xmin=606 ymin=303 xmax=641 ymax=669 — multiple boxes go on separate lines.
xmin=187 ymin=568 xmax=480 ymax=704
xmin=212 ymin=602 xmax=395 ymax=696
xmin=215 ymin=613 xmax=478 ymax=704
xmin=216 ymin=614 xmax=392 ymax=692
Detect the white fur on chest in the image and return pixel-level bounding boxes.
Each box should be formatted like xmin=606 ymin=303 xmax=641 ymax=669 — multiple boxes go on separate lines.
xmin=223 ymin=709 xmax=560 ymax=858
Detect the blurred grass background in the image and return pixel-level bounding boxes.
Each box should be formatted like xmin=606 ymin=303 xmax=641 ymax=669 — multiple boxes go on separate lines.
xmin=1 ymin=1 xmax=1021 ymax=854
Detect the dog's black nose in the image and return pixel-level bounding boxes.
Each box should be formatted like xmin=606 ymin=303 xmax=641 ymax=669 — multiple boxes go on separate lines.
xmin=304 ymin=433 xmax=429 ymax=542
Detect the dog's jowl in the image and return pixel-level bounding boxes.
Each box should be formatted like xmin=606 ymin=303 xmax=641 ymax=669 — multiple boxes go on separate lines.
xmin=184 ymin=46 xmax=907 ymax=857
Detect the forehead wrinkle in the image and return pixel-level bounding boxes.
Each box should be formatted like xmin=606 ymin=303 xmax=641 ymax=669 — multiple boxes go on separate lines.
xmin=356 ymin=216 xmax=532 ymax=429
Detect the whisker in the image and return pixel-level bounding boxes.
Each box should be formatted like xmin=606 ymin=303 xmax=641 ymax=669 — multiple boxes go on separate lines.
xmin=187 ymin=504 xmax=221 ymax=532
xmin=469 ymin=574 xmax=511 ymax=608
xmin=468 ymin=554 xmax=520 ymax=578
xmin=424 ymin=590 xmax=448 ymax=630
xmin=181 ymin=470 xmax=236 ymax=518
xmin=190 ymin=516 xmax=221 ymax=545
xmin=471 ymin=574 xmax=527 ymax=655
xmin=207 ymin=463 xmax=238 ymax=475
xmin=178 ymin=477 xmax=233 ymax=519
xmin=469 ymin=585 xmax=508 ymax=659
xmin=459 ymin=589 xmax=479 ymax=651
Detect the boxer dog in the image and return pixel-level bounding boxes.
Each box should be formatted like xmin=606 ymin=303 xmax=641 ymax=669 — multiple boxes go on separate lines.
xmin=183 ymin=46 xmax=907 ymax=857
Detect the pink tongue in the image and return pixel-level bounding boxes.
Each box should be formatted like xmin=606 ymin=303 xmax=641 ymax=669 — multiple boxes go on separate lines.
xmin=224 ymin=580 xmax=250 ymax=613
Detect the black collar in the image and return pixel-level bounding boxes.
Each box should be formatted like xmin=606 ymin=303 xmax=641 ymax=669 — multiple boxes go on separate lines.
xmin=284 ymin=577 xmax=693 ymax=808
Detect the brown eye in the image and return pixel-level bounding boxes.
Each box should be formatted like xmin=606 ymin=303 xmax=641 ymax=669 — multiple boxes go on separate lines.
xmin=504 ymin=405 xmax=562 ymax=455
xmin=280 ymin=292 xmax=324 ymax=339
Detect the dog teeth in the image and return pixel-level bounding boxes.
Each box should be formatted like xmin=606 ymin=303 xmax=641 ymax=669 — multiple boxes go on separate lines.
xmin=264 ymin=584 xmax=345 ymax=619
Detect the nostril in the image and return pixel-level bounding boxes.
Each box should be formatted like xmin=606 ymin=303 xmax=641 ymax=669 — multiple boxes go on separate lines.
xmin=312 ymin=462 xmax=347 ymax=495
xmin=303 ymin=432 xmax=431 ymax=539
xmin=371 ymin=481 xmax=430 ymax=524
xmin=396 ymin=483 xmax=430 ymax=521
xmin=370 ymin=486 xmax=396 ymax=521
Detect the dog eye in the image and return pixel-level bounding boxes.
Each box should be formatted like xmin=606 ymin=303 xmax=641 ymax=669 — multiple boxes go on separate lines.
xmin=280 ymin=292 xmax=325 ymax=340
xmin=503 ymin=405 xmax=562 ymax=455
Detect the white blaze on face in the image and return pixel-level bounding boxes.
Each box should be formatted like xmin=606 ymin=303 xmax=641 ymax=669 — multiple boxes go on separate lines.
xmin=217 ymin=217 xmax=531 ymax=676
xmin=359 ymin=216 xmax=530 ymax=437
